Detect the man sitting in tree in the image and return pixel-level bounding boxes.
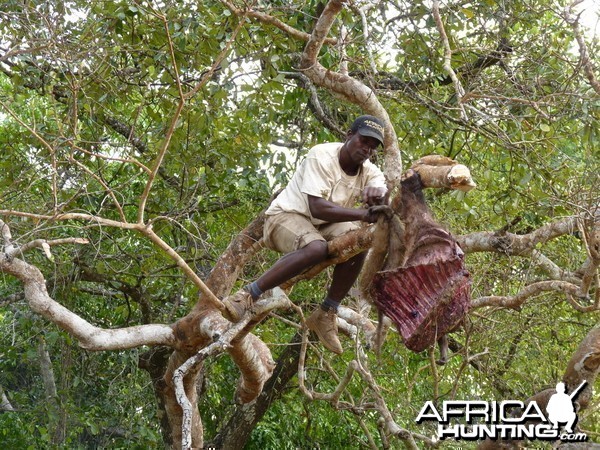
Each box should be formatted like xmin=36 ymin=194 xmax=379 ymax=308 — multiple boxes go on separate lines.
xmin=223 ymin=115 xmax=389 ymax=354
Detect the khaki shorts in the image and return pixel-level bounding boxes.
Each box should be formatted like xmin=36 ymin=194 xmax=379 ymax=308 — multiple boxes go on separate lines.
xmin=263 ymin=212 xmax=360 ymax=254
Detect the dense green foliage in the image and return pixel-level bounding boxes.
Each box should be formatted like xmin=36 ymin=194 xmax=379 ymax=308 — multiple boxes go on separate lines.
xmin=0 ymin=0 xmax=598 ymax=448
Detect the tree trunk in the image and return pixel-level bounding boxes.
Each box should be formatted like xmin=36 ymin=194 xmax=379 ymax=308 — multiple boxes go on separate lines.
xmin=208 ymin=332 xmax=302 ymax=449
xmin=139 ymin=346 xmax=175 ymax=448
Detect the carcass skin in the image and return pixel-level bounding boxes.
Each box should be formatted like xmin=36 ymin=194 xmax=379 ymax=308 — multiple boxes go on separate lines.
xmin=371 ymin=172 xmax=471 ymax=356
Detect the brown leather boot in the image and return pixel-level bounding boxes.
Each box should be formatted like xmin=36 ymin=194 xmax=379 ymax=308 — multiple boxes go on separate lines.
xmin=222 ymin=290 xmax=253 ymax=322
xmin=305 ymin=307 xmax=343 ymax=355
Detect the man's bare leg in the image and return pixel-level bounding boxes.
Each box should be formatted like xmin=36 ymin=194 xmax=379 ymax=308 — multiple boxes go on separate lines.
xmin=327 ymin=252 xmax=367 ymax=303
xmin=254 ymin=240 xmax=329 ymax=293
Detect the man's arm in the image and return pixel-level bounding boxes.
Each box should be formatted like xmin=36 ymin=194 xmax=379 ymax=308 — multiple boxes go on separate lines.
xmin=308 ymin=195 xmax=385 ymax=223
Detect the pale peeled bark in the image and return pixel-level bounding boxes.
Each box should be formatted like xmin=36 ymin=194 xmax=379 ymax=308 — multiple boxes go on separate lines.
xmin=563 ymin=326 xmax=600 ymax=410
xmin=0 ymin=255 xmax=176 ymax=350
xmin=410 ymin=155 xmax=476 ymax=192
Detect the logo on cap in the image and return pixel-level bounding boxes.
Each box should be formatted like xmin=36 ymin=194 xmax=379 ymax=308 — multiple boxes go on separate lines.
xmin=362 ymin=120 xmax=385 ymax=135
xmin=352 ymin=115 xmax=385 ymax=144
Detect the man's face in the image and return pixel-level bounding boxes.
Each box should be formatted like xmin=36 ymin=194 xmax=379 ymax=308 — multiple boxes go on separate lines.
xmin=345 ymin=132 xmax=381 ymax=165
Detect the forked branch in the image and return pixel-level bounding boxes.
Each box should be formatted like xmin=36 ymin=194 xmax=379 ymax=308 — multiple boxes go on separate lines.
xmin=174 ymin=289 xmax=292 ymax=450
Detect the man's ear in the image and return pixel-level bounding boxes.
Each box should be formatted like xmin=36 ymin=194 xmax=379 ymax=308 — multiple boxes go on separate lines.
xmin=346 ymin=130 xmax=354 ymax=140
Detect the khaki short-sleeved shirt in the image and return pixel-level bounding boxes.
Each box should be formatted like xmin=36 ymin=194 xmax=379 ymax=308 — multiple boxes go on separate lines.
xmin=265 ymin=142 xmax=386 ymax=225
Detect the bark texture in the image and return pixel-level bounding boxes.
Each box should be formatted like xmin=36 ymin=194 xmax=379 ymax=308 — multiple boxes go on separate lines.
xmin=208 ymin=332 xmax=303 ymax=450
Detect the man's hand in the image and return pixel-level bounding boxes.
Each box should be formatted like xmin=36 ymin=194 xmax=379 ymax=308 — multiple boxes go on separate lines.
xmin=363 ymin=205 xmax=394 ymax=223
xmin=363 ymin=186 xmax=387 ymax=206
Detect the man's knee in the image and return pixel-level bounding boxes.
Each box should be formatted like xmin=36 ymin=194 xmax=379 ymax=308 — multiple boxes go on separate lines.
xmin=300 ymin=240 xmax=328 ymax=263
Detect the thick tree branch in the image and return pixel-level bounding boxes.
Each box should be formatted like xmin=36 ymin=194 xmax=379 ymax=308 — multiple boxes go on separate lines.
xmin=531 ymin=249 xmax=582 ymax=283
xmin=410 ymin=155 xmax=476 ymax=192
xmin=0 ymin=255 xmax=176 ymax=350
xmin=457 ymin=216 xmax=578 ymax=255
xmin=174 ymin=289 xmax=292 ymax=450
xmin=563 ymin=326 xmax=600 ymax=410
xmin=1 ymin=227 xmax=85 ymax=260
xmin=471 ymin=280 xmax=584 ymax=309
xmin=282 ymin=224 xmax=375 ymax=289
xmin=209 ymin=332 xmax=303 ymax=449
xmin=0 ymin=210 xmax=226 ymax=312
xmin=195 ymin=210 xmax=266 ymax=304
xmin=37 ymin=337 xmax=65 ymax=444
xmin=0 ymin=222 xmax=176 ymax=350
xmin=0 ymin=219 xmax=12 ymax=246
xmin=103 ymin=116 xmax=149 ymax=155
